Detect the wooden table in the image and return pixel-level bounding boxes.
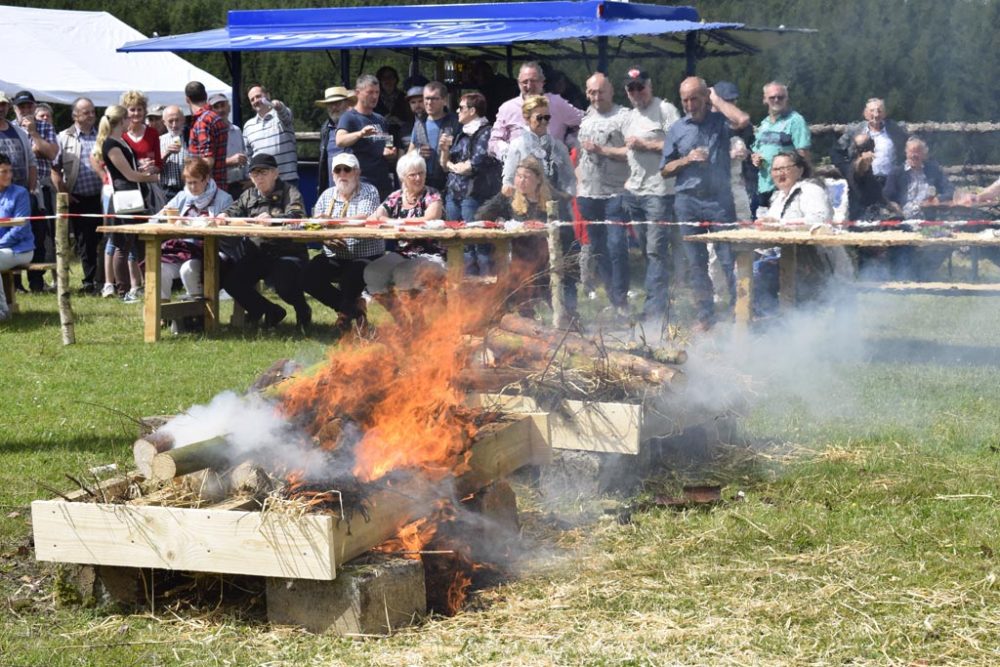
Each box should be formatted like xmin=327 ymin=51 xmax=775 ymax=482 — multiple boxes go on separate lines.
xmin=685 ymin=227 xmax=1000 ymax=329
xmin=98 ymin=222 xmax=547 ymax=342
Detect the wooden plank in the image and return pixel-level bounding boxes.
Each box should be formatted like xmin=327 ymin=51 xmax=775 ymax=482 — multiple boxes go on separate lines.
xmin=476 ymin=393 xmax=642 ymax=455
xmin=142 ymin=237 xmax=162 ymax=343
xmin=31 ymin=500 xmax=336 ymax=580
xmin=854 ymin=281 xmax=1000 ymax=296
xmin=686 ymin=228 xmax=1000 ymax=249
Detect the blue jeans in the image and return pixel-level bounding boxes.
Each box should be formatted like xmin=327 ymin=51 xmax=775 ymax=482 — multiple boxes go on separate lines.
xmin=622 ymin=192 xmax=673 ymax=318
xmin=577 ymin=195 xmax=629 ymax=308
xmin=674 ymin=193 xmax=735 ymax=323
xmin=446 ymin=194 xmax=492 ymax=276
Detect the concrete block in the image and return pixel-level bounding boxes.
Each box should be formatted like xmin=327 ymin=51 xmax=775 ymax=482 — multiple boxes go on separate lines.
xmin=266 ymin=555 xmax=425 ymax=635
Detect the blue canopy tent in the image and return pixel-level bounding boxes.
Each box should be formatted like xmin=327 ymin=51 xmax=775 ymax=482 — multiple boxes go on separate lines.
xmin=118 ymin=1 xmax=812 ymax=121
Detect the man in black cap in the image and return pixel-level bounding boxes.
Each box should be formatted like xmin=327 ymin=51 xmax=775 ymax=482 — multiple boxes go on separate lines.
xmin=217 ymin=153 xmax=311 ymax=331
xmin=12 ymin=90 xmax=57 ymax=291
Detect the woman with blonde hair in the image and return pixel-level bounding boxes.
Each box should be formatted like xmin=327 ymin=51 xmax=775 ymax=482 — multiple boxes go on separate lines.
xmin=476 ymin=156 xmax=578 ymax=317
xmin=93 ymin=104 xmax=160 ymax=301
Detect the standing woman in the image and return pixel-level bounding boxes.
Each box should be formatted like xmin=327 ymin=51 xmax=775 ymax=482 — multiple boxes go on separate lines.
xmin=94 ymin=105 xmax=159 ymax=301
xmin=0 ymin=153 xmax=34 ymax=320
xmin=439 ymin=92 xmax=501 ymax=275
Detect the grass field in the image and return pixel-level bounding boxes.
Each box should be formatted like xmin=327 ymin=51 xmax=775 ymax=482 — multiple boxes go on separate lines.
xmin=2 ymin=280 xmax=999 ymax=666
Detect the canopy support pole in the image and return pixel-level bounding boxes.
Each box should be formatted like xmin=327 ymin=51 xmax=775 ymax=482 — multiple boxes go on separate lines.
xmin=340 ymin=50 xmax=351 ymax=87
xmin=685 ymin=31 xmax=697 ymax=75
xmin=597 ymin=36 xmax=608 ymax=73
xmin=410 ymin=48 xmax=420 ymax=81
xmin=227 ymin=52 xmax=243 ymax=122
xmin=505 ymin=45 xmax=514 ymax=78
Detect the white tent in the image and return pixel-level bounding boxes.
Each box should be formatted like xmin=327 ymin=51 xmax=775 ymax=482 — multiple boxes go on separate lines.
xmin=1 ymin=6 xmax=229 ymax=109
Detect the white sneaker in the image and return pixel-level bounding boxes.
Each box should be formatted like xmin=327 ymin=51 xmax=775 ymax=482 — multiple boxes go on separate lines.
xmin=100 ymin=283 xmax=116 ymax=298
xmin=123 ymin=287 xmax=144 ymax=303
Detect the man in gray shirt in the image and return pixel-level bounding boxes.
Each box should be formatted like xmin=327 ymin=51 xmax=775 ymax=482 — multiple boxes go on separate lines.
xmin=661 ymin=77 xmax=749 ymax=331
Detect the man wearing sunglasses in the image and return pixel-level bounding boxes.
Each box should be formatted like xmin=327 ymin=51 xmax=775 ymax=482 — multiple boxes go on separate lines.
xmin=750 ymin=82 xmax=811 ymax=209
xmin=620 ymin=67 xmax=680 ymax=323
xmin=488 ymin=61 xmax=584 ymax=161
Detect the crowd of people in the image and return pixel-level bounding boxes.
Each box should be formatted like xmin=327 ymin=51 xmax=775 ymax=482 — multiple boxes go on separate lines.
xmin=2 ymin=60 xmax=998 ymax=327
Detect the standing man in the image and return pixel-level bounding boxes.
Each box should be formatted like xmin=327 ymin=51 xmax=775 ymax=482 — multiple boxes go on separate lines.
xmin=408 ymin=81 xmax=460 ymax=192
xmin=489 ymin=61 xmax=584 ymax=161
xmin=243 ymin=85 xmax=298 ymax=186
xmin=315 ymin=85 xmax=355 ymax=196
xmin=159 ymin=105 xmax=188 ymax=200
xmin=661 ymin=77 xmax=750 ymax=331
xmin=51 ymin=97 xmax=102 ymax=293
xmin=184 ymin=81 xmax=227 ymax=188
xmin=12 ymin=90 xmax=58 ymax=292
xmin=336 ymin=74 xmax=398 ymax=199
xmin=750 ymin=81 xmax=811 ymax=210
xmin=577 ymin=72 xmax=631 ymax=317
xmin=620 ymin=67 xmax=681 ymax=322
xmin=209 ymin=93 xmax=249 ymax=198
xmin=833 ymin=97 xmax=908 ymax=188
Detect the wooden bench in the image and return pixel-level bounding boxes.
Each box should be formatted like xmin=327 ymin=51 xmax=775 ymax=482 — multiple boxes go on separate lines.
xmin=854 ymin=281 xmax=1000 ymax=297
xmin=1 ymin=262 xmax=58 ymax=315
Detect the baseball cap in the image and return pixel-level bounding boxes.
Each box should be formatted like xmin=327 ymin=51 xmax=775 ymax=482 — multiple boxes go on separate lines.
xmin=406 ymin=86 xmax=425 ymax=100
xmin=0 ymin=92 xmax=10 ymax=105
xmin=146 ymin=104 xmax=165 ymax=117
xmin=624 ymin=67 xmax=650 ymax=87
xmin=249 ymin=154 xmax=278 ymax=171
xmin=11 ymin=90 xmax=36 ymax=106
xmin=713 ymin=81 xmax=739 ymax=102
xmin=331 ymin=152 xmax=360 ymax=171
xmin=208 ymin=93 xmax=228 ymax=106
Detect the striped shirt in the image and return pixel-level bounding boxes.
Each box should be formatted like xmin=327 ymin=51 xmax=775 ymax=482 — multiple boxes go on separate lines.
xmin=159 ymin=132 xmax=188 ymax=191
xmin=243 ymin=104 xmax=298 ymax=182
xmin=313 ymin=182 xmax=383 ymax=259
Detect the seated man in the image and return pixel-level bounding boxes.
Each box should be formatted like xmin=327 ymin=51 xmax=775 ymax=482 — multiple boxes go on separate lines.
xmin=303 ymin=152 xmax=383 ymax=334
xmin=217 ymin=154 xmax=310 ymax=330
xmin=883 ymin=137 xmax=955 ymax=217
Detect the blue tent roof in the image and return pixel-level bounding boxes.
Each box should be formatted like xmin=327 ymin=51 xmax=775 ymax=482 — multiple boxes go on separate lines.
xmin=119 ymin=1 xmax=807 ymax=60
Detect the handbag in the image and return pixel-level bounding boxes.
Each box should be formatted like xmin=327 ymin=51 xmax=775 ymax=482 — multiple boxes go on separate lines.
xmin=112 ymin=188 xmax=146 ymax=214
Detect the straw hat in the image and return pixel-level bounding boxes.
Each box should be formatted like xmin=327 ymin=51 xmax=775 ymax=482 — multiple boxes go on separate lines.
xmin=315 ymin=86 xmax=356 ymax=106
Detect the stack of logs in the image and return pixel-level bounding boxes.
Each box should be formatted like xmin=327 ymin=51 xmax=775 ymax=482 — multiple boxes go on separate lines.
xmin=458 ymin=314 xmax=686 ymax=396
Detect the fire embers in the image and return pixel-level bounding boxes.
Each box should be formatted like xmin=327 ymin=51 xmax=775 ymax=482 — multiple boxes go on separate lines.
xmin=374 ymin=481 xmax=521 ymax=616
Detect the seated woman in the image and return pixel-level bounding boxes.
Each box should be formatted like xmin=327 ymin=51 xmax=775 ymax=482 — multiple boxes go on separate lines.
xmin=0 ymin=153 xmax=33 ymax=320
xmin=217 ymin=154 xmax=310 ymax=330
xmin=754 ymin=151 xmax=851 ymax=314
xmin=303 ymin=152 xmax=382 ymax=333
xmin=156 ymin=157 xmax=233 ymax=303
xmin=475 ymin=156 xmax=578 ymax=317
xmin=363 ymin=152 xmax=447 ymax=297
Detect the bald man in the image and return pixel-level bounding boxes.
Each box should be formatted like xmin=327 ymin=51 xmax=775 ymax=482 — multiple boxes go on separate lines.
xmin=661 ymin=76 xmax=749 ymax=330
xmin=577 ymin=72 xmax=632 ymax=315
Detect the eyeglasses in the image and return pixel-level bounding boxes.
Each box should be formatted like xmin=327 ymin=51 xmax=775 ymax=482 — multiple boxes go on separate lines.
xmin=626 ymin=83 xmax=646 ymax=92
xmin=533 ymin=114 xmax=552 ymax=122
xmin=767 ymin=95 xmax=787 ymax=101
xmin=518 ymin=78 xmax=541 ymax=85
xmin=457 ymin=104 xmax=470 ymax=111
xmin=333 ymin=166 xmax=355 ymax=174
xmin=770 ymin=165 xmax=797 ymax=173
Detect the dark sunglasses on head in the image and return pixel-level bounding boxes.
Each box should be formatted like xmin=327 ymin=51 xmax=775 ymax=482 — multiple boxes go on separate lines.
xmin=333 ymin=165 xmax=355 ymax=174
xmin=534 ymin=114 xmax=552 ymax=122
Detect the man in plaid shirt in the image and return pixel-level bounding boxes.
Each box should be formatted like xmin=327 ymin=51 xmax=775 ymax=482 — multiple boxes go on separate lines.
xmin=184 ymin=81 xmax=227 ymax=187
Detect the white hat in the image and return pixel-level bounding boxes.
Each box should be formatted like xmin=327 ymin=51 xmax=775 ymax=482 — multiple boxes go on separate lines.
xmin=331 ymin=152 xmax=360 ymax=171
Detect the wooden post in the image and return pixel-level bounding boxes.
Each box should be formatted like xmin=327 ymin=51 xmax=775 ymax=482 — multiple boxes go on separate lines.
xmin=547 ymin=202 xmax=566 ymax=329
xmin=142 ymin=236 xmax=162 ymax=343
xmin=778 ymin=244 xmax=798 ymax=312
xmin=733 ymin=247 xmax=754 ymax=331
xmin=55 ymin=193 xmax=76 ymax=345
xmin=202 ymin=236 xmax=219 ymax=333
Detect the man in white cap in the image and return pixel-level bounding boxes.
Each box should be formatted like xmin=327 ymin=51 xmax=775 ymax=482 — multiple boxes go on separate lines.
xmin=315 ymin=85 xmax=356 ymax=196
xmin=304 ymin=151 xmax=383 ymax=334
xmin=209 ymin=93 xmax=249 ymax=197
